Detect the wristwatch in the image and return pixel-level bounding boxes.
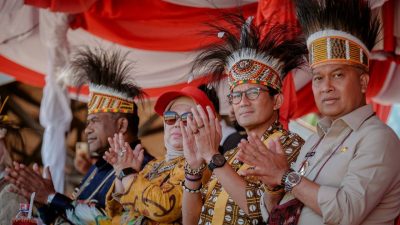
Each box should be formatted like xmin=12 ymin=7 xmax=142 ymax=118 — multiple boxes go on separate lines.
xmin=47 ymin=193 xmax=56 ymax=205
xmin=283 ymin=169 xmax=302 ymax=192
xmin=207 ymin=154 xmax=226 ymax=171
xmin=117 ymin=167 xmax=137 ymax=180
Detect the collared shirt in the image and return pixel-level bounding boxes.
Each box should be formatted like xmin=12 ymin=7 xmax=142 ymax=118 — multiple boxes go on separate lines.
xmin=199 ymin=121 xmax=304 ymax=225
xmin=276 ymin=105 xmax=400 ymax=225
xmin=76 ymin=157 xmax=115 ymax=206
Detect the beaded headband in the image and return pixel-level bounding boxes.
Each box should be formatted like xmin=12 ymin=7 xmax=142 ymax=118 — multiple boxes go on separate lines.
xmin=307 ymin=29 xmax=370 ymax=70
xmin=226 ymin=49 xmax=283 ymax=91
xmin=87 ymin=84 xmax=135 ymax=114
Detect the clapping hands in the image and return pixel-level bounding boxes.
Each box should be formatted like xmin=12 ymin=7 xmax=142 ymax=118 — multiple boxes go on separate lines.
xmin=5 ymin=162 xmax=55 ymax=205
xmin=181 ymin=105 xmax=221 ymax=169
xmin=104 ymin=133 xmax=144 ymax=174
xmin=236 ymin=133 xmax=289 ymax=187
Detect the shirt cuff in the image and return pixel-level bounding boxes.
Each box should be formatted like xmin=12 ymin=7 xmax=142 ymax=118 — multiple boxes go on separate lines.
xmin=260 ymin=192 xmax=270 ymax=223
xmin=317 ymin=185 xmax=339 ymax=223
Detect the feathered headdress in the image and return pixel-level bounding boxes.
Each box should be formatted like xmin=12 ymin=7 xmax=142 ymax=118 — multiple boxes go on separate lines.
xmin=192 ymin=14 xmax=307 ymax=92
xmin=61 ymin=47 xmax=144 ymax=114
xmin=294 ymin=0 xmax=380 ymax=70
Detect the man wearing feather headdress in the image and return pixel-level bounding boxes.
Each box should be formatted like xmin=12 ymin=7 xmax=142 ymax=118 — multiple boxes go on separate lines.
xmin=181 ymin=15 xmax=307 ymax=225
xmin=6 ymin=47 xmax=153 ymax=225
xmin=238 ymin=1 xmax=400 ymax=224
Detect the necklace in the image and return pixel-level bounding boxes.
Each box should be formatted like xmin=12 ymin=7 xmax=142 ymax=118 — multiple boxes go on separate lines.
xmin=145 ymin=156 xmax=183 ymax=180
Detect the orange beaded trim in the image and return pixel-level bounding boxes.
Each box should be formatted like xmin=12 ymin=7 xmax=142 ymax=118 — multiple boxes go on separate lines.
xmin=88 ymin=92 xmax=134 ymax=114
xmin=228 ymin=59 xmax=282 ymax=91
xmin=309 ymin=36 xmax=369 ymax=70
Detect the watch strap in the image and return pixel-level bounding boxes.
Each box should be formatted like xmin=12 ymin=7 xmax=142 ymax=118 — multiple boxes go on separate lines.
xmin=207 ymin=154 xmax=226 ymax=172
xmin=207 ymin=162 xmax=217 ymax=171
xmin=281 ymin=169 xmax=294 ymax=187
xmin=284 ymin=170 xmax=302 ymax=192
xmin=118 ymin=167 xmax=137 ymax=180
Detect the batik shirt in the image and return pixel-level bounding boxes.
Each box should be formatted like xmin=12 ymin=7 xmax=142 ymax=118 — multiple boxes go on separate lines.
xmin=105 ymin=156 xmax=185 ymax=225
xmin=198 ymin=121 xmax=304 ymax=225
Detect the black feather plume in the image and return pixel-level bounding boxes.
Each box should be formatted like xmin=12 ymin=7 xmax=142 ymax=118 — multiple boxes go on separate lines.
xmin=294 ymin=0 xmax=380 ymax=50
xmin=62 ymin=46 xmax=145 ymax=101
xmin=191 ymin=14 xmax=307 ymax=87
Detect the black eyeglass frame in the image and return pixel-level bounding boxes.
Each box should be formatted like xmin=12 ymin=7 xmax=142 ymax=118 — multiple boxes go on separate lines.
xmin=227 ymin=87 xmax=269 ymax=105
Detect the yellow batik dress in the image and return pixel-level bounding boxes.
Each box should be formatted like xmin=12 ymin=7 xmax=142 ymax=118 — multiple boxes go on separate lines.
xmin=101 ymin=156 xmax=185 ymax=225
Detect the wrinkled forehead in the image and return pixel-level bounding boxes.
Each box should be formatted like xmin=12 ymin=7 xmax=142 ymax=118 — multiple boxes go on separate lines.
xmin=311 ymin=63 xmax=366 ymax=76
xmin=166 ymin=96 xmax=196 ymax=112
xmin=86 ymin=112 xmax=114 ymax=122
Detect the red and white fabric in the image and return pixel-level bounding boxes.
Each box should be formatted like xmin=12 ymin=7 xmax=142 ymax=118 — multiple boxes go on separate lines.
xmin=0 ymin=0 xmax=399 ymax=191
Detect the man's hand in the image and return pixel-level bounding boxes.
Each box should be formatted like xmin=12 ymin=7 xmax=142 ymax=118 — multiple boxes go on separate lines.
xmin=5 ymin=162 xmax=56 ymax=205
xmin=236 ymin=133 xmax=289 ymax=187
xmin=104 ymin=133 xmax=143 ymax=175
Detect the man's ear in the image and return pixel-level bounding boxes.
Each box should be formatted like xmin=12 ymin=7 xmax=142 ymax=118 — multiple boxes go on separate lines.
xmin=360 ymin=73 xmax=370 ymax=94
xmin=117 ymin=117 xmax=129 ymax=134
xmin=273 ymin=93 xmax=284 ymax=110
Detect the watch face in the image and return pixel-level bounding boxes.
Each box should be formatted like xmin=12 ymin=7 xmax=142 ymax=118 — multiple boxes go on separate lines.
xmin=212 ymin=154 xmax=226 ymax=166
xmin=287 ymin=172 xmax=301 ymax=184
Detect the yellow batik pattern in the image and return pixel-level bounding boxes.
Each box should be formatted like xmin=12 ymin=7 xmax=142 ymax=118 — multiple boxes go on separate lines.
xmin=104 ymin=157 xmax=185 ymax=225
xmin=198 ymin=122 xmax=304 ymax=225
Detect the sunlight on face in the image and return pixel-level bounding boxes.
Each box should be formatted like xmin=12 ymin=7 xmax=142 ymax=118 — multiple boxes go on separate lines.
xmin=164 ymin=102 xmax=194 ymax=150
xmin=311 ymin=64 xmax=368 ymax=120
xmin=231 ymin=83 xmax=277 ymax=131
xmin=84 ymin=113 xmax=119 ymax=156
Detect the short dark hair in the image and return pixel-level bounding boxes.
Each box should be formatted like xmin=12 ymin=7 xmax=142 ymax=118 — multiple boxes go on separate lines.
xmin=112 ymin=102 xmax=140 ymax=137
xmin=267 ymin=87 xmax=279 ymax=97
xmin=198 ymin=84 xmax=220 ymax=113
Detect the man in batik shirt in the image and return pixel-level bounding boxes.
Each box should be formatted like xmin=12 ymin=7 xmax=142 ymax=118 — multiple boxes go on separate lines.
xmin=238 ymin=1 xmax=400 ymax=224
xmin=180 ymin=15 xmax=307 ymax=225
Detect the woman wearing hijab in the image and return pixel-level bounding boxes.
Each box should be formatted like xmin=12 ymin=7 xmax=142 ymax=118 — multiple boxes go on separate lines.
xmin=100 ymin=86 xmax=215 ymax=225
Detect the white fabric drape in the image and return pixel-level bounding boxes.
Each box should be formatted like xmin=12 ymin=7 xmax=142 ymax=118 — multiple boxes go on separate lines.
xmin=39 ymin=10 xmax=72 ymax=193
xmin=369 ymin=0 xmax=389 ymax=9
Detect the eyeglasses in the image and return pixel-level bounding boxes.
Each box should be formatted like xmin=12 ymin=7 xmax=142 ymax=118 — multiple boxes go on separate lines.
xmin=163 ymin=111 xmax=193 ymax=126
xmin=227 ymin=87 xmax=269 ymax=105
